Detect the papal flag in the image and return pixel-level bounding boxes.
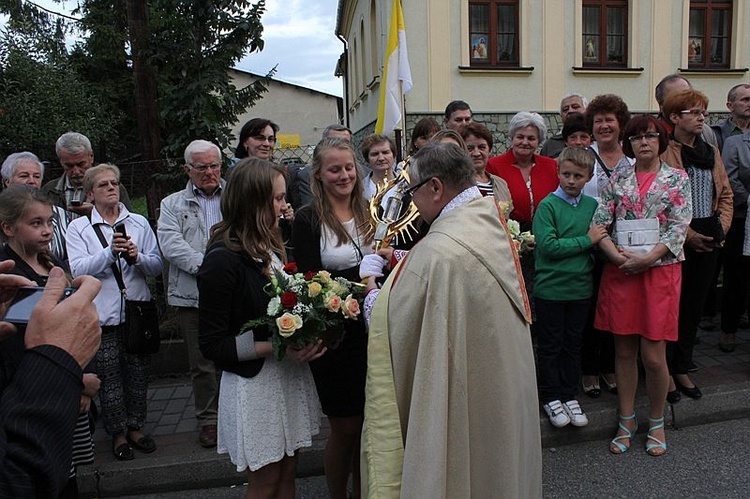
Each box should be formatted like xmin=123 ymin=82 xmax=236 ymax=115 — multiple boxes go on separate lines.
xmin=374 ymin=0 xmax=412 ymax=135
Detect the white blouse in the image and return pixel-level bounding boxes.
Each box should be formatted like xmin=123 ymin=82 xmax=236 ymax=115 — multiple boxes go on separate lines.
xmin=320 ymin=218 xmax=372 ymax=271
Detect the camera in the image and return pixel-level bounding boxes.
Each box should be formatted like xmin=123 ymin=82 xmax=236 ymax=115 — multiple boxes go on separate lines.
xmin=3 ymin=286 xmax=76 ymax=325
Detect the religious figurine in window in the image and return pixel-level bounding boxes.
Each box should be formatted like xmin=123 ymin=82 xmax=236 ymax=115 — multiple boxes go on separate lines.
xmin=689 ymin=40 xmax=700 ymax=61
xmin=477 ymin=37 xmax=487 ymax=59
xmin=585 ymin=38 xmax=596 ymax=60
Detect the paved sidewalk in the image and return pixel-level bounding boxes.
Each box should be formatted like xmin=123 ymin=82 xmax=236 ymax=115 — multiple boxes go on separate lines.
xmin=78 ymin=326 xmax=750 ymax=497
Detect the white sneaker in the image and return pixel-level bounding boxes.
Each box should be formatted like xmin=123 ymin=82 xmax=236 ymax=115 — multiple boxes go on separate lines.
xmin=543 ymin=400 xmax=571 ymax=428
xmin=562 ymin=399 xmax=589 ymax=427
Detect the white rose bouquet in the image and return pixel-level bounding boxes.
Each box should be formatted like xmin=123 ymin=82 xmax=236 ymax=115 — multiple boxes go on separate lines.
xmin=242 ymin=262 xmax=365 ymax=360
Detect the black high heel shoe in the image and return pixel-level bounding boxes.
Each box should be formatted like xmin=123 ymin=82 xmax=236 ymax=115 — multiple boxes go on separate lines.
xmin=674 ymin=377 xmax=702 ymax=399
xmin=666 ymin=389 xmax=681 ymax=404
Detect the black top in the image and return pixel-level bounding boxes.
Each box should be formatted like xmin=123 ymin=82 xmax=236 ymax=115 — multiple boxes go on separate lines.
xmin=0 ymin=245 xmax=61 ymax=385
xmin=0 ymin=244 xmax=55 ymax=286
xmin=197 ymin=241 xmax=273 ymax=378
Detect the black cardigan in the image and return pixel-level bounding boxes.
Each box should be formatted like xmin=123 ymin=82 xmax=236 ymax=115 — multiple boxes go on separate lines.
xmin=197 ymin=242 xmax=273 ymax=378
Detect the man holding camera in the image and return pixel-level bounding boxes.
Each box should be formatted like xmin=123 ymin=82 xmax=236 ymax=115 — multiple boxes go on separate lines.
xmin=0 ymin=262 xmax=102 ymax=497
xmin=42 ymin=132 xmax=131 ymax=216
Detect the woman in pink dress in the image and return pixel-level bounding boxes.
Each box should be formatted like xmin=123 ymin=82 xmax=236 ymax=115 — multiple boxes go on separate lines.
xmin=592 ymin=115 xmax=692 ymax=457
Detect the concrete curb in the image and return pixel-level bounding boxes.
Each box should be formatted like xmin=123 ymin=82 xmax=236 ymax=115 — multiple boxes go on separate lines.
xmin=79 ymin=379 xmax=750 ymax=497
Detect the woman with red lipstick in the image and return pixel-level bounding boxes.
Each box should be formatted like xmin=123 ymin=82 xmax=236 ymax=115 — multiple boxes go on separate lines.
xmin=292 ymin=137 xmax=373 ymax=499
xmin=584 ymin=94 xmax=633 ymax=200
xmin=487 ymin=111 xmax=558 ymax=232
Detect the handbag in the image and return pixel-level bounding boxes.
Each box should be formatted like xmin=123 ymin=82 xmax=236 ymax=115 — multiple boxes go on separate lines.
xmin=615 ymin=218 xmax=660 ymax=255
xmin=91 ymin=221 xmax=160 ymax=355
xmin=123 ymin=299 xmax=160 ymax=355
xmin=689 ymin=212 xmax=725 ymax=244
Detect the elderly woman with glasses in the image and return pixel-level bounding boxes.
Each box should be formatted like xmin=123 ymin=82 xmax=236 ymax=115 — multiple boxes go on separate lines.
xmin=487 ymin=111 xmax=558 ymax=232
xmin=594 ymin=115 xmax=692 ymax=456
xmin=660 ymin=88 xmax=733 ymax=403
xmin=66 ymin=163 xmax=163 ymax=462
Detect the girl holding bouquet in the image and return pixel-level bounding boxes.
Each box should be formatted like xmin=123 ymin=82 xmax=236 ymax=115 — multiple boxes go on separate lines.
xmin=292 ymin=137 xmax=374 ymax=499
xmin=198 ymin=159 xmax=325 ymax=498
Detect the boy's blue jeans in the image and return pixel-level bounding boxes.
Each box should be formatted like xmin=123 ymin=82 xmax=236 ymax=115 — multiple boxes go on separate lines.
xmin=535 ymin=298 xmax=590 ymax=405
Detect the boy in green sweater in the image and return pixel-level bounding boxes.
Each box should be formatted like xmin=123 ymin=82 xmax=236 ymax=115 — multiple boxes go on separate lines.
xmin=533 ymin=147 xmax=607 ymax=428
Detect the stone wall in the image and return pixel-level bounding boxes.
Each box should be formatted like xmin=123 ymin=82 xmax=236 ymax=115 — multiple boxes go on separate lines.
xmin=352 ymin=111 xmax=730 ymax=158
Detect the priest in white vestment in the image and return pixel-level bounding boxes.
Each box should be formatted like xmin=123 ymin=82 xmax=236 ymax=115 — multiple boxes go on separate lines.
xmin=360 ymin=142 xmax=542 ymax=499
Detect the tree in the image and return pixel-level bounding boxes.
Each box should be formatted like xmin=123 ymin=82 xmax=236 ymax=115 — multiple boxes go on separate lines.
xmin=0 ymin=25 xmax=119 ymax=161
xmin=70 ymin=0 xmax=273 ymax=216
xmin=2 ymin=0 xmax=274 ymax=218
xmin=147 ymin=0 xmax=272 ymax=158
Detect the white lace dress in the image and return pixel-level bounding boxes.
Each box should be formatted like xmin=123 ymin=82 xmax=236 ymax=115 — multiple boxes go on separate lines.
xmin=216 ymin=255 xmax=322 ymax=472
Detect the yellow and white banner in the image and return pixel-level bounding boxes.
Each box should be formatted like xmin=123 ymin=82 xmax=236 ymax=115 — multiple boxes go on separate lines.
xmin=374 ymin=0 xmax=412 ymax=136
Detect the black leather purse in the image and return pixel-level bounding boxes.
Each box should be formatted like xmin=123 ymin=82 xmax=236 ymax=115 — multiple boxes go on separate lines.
xmin=123 ymin=299 xmax=160 ymax=354
xmin=689 ymin=211 xmax=725 ymax=244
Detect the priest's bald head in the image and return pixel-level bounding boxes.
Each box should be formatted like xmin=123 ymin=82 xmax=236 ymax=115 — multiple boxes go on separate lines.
xmin=407 ymin=142 xmax=475 ymax=223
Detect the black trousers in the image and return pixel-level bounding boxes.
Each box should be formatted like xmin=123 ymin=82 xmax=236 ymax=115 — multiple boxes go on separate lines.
xmin=669 ymin=247 xmax=719 ymax=374
xmin=581 ymin=259 xmax=615 ymax=375
xmin=536 ymin=298 xmax=590 ymax=404
xmin=721 ymin=217 xmax=750 ymax=334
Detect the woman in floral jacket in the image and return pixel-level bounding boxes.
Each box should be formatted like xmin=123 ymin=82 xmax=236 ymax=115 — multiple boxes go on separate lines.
xmin=593 ymin=115 xmax=692 ymax=457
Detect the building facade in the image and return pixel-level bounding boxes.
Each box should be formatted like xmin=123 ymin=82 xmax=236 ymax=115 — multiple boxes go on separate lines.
xmin=229 ymin=69 xmax=343 ymax=159
xmin=336 ymin=0 xmax=749 ymax=151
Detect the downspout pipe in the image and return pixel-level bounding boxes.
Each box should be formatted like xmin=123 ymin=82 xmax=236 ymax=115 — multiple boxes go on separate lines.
xmin=336 ymin=32 xmax=350 ymax=128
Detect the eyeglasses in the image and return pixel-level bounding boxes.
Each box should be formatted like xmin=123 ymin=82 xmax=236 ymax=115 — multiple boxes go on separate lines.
xmin=680 ymin=109 xmax=709 ymax=117
xmin=251 ymin=135 xmax=276 ymax=144
xmin=189 ymin=163 xmax=222 ymax=173
xmin=403 ymin=176 xmax=434 ymax=196
xmin=95 ymin=179 xmax=120 ymax=189
xmin=628 ymin=132 xmax=660 ymax=142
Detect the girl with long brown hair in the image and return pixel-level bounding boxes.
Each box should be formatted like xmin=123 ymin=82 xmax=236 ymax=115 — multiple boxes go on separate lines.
xmin=198 ymin=158 xmax=324 ymax=498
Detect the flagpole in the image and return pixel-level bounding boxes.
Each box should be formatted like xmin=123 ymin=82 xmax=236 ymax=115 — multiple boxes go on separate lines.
xmin=395 ymin=79 xmax=406 ymax=163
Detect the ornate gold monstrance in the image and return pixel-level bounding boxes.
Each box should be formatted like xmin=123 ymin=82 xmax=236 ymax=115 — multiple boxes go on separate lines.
xmin=368 ymin=158 xmax=422 ymax=250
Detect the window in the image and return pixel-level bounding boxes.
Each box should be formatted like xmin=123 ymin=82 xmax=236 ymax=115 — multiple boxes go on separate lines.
xmin=688 ymin=1 xmax=732 ymax=69
xmin=582 ymin=0 xmax=627 ymax=67
xmin=468 ymin=1 xmax=519 ymax=66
